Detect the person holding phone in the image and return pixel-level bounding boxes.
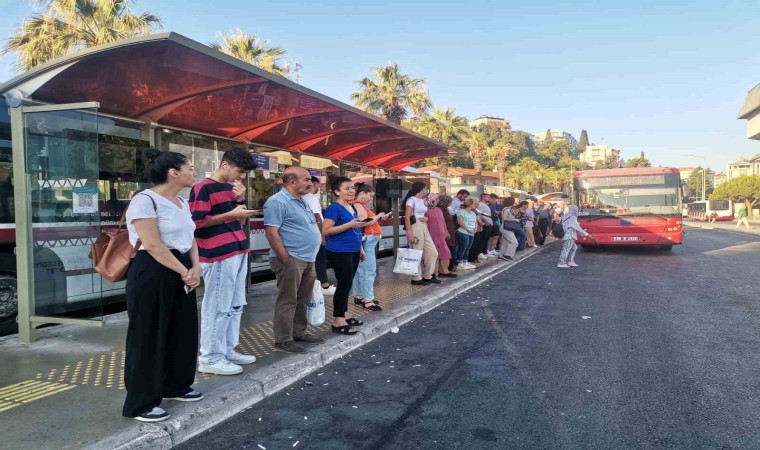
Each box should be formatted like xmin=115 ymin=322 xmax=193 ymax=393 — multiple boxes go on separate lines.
xmin=322 ymin=176 xmax=374 ymax=335
xmin=351 ymin=182 xmax=386 ymax=311
xmin=190 ymin=148 xmax=258 ymax=376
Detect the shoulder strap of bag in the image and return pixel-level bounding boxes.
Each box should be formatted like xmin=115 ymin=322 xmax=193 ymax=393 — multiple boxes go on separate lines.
xmin=131 ymin=192 xmax=158 ymax=251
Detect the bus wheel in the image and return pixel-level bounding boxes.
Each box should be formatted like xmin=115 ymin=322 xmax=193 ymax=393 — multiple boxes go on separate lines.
xmin=659 ymin=245 xmax=673 ymax=251
xmin=0 ymin=273 xmax=18 ymax=322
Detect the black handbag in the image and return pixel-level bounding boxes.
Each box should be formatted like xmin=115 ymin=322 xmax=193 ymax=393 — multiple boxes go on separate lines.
xmin=551 ymin=221 xmax=565 ymax=239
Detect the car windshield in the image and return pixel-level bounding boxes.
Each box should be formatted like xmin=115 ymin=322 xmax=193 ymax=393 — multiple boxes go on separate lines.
xmin=574 ymin=173 xmax=681 ymax=216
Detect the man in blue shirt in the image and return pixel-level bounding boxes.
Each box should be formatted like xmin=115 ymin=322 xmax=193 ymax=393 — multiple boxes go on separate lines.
xmin=264 ymin=167 xmax=324 ymax=353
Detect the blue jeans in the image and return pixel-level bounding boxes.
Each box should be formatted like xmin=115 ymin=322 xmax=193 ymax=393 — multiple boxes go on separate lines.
xmin=456 ymin=231 xmax=474 ymax=262
xmin=199 ymin=253 xmax=248 ymax=364
xmin=504 ymin=223 xmax=527 ymax=250
xmin=352 ymin=235 xmax=380 ymax=302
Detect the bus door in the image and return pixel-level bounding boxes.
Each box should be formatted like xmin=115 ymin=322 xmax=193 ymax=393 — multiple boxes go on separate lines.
xmin=13 ymin=102 xmax=104 ymax=342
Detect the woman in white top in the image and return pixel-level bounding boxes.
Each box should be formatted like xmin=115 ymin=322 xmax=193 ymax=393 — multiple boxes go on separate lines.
xmin=403 ymin=182 xmax=440 ymax=285
xmin=122 ymin=148 xmax=201 ymax=423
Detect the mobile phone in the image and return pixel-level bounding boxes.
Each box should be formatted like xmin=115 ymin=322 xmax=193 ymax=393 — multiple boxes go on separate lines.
xmin=362 ymin=217 xmax=373 ymax=223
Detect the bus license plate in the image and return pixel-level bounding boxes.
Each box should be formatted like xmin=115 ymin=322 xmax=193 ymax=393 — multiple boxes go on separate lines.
xmin=612 ymin=237 xmax=641 ymax=241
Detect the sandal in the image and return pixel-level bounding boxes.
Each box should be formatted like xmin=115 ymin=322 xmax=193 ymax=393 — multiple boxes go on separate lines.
xmin=353 ymin=297 xmax=365 ymax=305
xmin=362 ymin=303 xmax=382 ymax=311
xmin=331 ymin=325 xmax=357 ymax=335
xmin=346 ymin=318 xmax=363 ymax=326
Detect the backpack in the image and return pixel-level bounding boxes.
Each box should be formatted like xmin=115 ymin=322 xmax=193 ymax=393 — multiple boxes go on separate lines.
xmin=551 ymin=220 xmax=565 ymax=239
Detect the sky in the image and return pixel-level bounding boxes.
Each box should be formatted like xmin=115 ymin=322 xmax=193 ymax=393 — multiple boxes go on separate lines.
xmin=1 ymin=0 xmax=759 ymax=172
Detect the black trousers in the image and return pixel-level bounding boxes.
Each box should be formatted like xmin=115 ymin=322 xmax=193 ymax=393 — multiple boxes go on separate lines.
xmin=122 ymin=250 xmax=198 ymax=418
xmin=536 ymin=218 xmax=549 ymax=245
xmin=325 ymin=250 xmax=360 ymax=318
xmin=315 ymin=244 xmax=330 ymax=286
xmin=468 ymin=225 xmax=493 ymax=261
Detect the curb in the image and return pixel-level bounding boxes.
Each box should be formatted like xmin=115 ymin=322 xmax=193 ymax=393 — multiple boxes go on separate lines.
xmin=91 ymin=243 xmax=556 ymax=449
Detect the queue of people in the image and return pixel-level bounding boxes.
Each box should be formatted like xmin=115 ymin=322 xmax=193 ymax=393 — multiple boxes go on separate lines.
xmin=121 ymin=155 xmax=576 ymax=422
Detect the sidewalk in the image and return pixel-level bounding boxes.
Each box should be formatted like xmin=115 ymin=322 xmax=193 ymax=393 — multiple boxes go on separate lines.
xmin=0 ymin=242 xmax=554 ymax=449
xmin=684 ymin=219 xmax=760 ymax=235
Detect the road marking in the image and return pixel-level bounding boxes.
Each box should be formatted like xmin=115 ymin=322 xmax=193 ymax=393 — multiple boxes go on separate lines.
xmin=0 ymin=381 xmax=76 ymax=413
xmin=703 ymin=241 xmax=760 ymax=256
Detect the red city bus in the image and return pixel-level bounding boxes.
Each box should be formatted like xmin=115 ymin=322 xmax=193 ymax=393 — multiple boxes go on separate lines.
xmin=573 ymin=167 xmax=683 ymax=250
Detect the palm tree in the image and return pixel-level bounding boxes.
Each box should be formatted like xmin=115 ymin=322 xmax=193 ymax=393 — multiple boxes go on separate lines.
xmin=488 ymin=133 xmax=519 ymax=186
xmin=209 ymin=29 xmax=295 ymax=79
xmin=413 ymin=107 xmax=470 ymax=176
xmin=2 ymin=0 xmax=162 ymax=72
xmin=467 ymin=132 xmax=489 ymax=175
xmin=350 ymin=64 xmax=431 ymax=124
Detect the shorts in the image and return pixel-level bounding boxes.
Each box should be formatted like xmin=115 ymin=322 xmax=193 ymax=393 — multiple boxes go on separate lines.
xmin=491 ymin=224 xmax=502 ymax=237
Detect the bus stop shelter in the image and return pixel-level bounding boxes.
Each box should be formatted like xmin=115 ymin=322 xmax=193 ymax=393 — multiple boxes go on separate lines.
xmin=0 ymin=32 xmax=451 ymax=342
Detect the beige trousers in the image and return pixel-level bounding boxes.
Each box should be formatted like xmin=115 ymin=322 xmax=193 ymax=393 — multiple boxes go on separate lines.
xmin=410 ymin=221 xmax=439 ymax=280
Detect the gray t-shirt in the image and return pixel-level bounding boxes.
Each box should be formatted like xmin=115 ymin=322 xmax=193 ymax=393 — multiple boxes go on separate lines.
xmin=263 ymin=189 xmax=322 ymax=262
xmin=477 ymin=202 xmax=493 ymax=226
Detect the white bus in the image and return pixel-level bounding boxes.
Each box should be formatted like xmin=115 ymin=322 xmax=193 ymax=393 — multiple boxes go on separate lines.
xmin=686 ymin=200 xmax=734 ymax=222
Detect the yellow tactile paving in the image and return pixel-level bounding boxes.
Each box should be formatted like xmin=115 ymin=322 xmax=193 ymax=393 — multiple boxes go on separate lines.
xmin=2 ymin=263 xmax=473 ymax=415
xmin=0 ymin=381 xmax=76 ymax=413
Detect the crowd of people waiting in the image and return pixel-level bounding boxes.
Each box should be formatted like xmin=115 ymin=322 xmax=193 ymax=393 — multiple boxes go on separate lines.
xmin=119 ymin=148 xmax=582 ymax=422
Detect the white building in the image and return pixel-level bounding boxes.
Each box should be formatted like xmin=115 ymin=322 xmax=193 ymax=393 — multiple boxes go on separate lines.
xmin=532 ymin=129 xmax=578 ymax=152
xmin=726 ymin=154 xmax=760 ymax=179
xmin=713 ymin=171 xmax=727 ymax=187
xmin=579 ymin=144 xmax=620 ymax=166
xmin=738 ymin=83 xmax=760 ymax=140
xmin=470 ymin=115 xmax=510 ymax=129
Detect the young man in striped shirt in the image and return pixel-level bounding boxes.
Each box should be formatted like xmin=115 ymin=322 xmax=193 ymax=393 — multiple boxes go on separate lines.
xmin=190 ymin=148 xmax=259 ymax=375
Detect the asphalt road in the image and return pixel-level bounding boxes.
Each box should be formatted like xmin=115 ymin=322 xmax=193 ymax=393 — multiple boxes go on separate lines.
xmin=180 ymin=228 xmax=760 ymax=450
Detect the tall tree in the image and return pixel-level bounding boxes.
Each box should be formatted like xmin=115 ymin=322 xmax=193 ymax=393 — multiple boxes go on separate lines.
xmin=488 ymin=135 xmax=519 ymax=186
xmin=2 ymin=0 xmax=162 ymax=72
xmin=210 ymin=29 xmax=295 ymax=78
xmin=710 ymin=175 xmax=760 ymax=214
xmin=409 ymin=107 xmax=470 ymax=176
xmin=543 ymin=129 xmax=554 ymax=146
xmin=350 ymin=64 xmax=431 ymax=124
xmin=577 ymin=129 xmax=590 ymax=153
xmin=686 ymin=166 xmax=713 ymax=200
xmin=467 ymin=132 xmax=489 ymax=175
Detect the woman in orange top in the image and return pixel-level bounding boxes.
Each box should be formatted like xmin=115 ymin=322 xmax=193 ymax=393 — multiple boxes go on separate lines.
xmin=351 ymin=183 xmax=387 ymax=311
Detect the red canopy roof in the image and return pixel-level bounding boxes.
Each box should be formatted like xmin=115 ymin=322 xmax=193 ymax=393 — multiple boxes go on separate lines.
xmin=0 ymin=33 xmax=450 ymax=170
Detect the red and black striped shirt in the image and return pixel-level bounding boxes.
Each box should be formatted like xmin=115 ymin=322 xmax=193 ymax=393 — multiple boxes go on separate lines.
xmin=189 ymin=178 xmax=250 ymax=263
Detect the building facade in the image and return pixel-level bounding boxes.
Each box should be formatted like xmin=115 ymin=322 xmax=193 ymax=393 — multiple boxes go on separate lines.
xmin=726 ymin=154 xmax=760 ymax=179
xmin=738 ymin=83 xmax=760 ymax=140
xmin=579 ymin=144 xmax=621 ymax=166
xmin=532 ymin=129 xmax=578 ymax=153
xmin=470 ymin=115 xmax=510 ymax=129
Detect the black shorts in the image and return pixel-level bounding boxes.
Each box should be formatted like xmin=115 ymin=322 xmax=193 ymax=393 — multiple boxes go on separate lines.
xmin=491 ymin=224 xmax=502 ymax=237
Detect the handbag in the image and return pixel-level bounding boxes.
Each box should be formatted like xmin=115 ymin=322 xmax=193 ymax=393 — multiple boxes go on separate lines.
xmin=393 ymin=246 xmax=423 ymax=276
xmin=306 ymin=280 xmax=326 ymax=326
xmin=551 ymin=220 xmax=565 ymax=239
xmin=90 ymin=193 xmax=156 ymax=283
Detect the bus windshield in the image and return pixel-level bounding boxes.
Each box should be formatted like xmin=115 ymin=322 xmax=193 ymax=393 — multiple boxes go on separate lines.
xmin=574 ymin=173 xmax=681 ymax=216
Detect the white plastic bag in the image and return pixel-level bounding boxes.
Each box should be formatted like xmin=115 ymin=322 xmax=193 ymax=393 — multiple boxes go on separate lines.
xmin=306 ymin=280 xmax=325 ymax=326
xmin=393 ymin=247 xmax=423 ymax=276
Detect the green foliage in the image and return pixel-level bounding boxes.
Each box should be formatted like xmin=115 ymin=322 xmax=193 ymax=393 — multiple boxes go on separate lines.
xmin=686 ymin=166 xmax=713 ymax=200
xmin=624 ymin=152 xmax=651 ymax=168
xmin=594 ymin=153 xmax=623 ymax=170
xmin=543 ymin=129 xmax=553 ymax=145
xmin=710 ymin=175 xmax=760 ymax=211
xmin=351 ymin=64 xmax=432 ymax=124
xmin=209 ymin=29 xmax=296 ymax=79
xmin=577 ymin=130 xmax=589 ymax=153
xmin=537 ymin=140 xmax=571 ymax=167
xmin=2 ymin=0 xmax=162 ymax=72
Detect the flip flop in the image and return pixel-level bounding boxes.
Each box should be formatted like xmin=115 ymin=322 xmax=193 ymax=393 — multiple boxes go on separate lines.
xmin=331 ymin=325 xmax=357 ymax=335
xmin=346 ymin=318 xmax=363 ymax=326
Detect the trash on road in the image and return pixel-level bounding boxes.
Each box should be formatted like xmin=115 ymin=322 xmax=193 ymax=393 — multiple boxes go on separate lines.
xmin=581 ymin=316 xmax=591 ymax=320
xmin=391 ymin=327 xmax=400 ymax=333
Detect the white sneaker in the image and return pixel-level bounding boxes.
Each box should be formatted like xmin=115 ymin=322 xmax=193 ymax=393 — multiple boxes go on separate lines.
xmin=478 ymin=254 xmax=488 ymax=260
xmin=488 ymin=250 xmax=499 ymax=257
xmin=198 ymin=358 xmax=243 ymax=375
xmin=567 ymin=262 xmax=579 ymax=267
xmin=226 ymin=350 xmax=257 ymax=365
xmin=557 ymin=263 xmax=570 ymax=268
xmin=321 ymin=284 xmax=336 ymax=296
xmin=460 ymin=262 xmax=473 ymax=270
